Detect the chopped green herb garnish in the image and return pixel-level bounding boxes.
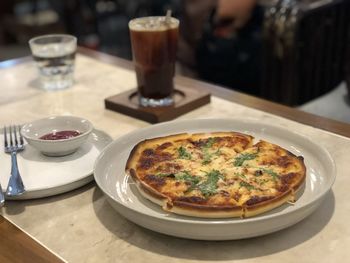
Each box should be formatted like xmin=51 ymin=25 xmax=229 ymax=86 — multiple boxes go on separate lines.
xmin=261 ymin=168 xmax=279 ymax=180
xmin=239 ymin=181 xmax=255 ymax=190
xmin=214 ymin=148 xmax=221 ymax=155
xmin=202 ymin=150 xmax=212 ymax=165
xmin=175 ymin=171 xmax=200 ymax=185
xmin=203 ymin=137 xmax=216 ymax=148
xmin=156 ymin=171 xmax=200 ymax=192
xmin=200 ymin=138 xmax=216 ymax=165
xmin=233 ymin=153 xmax=258 ymax=166
xmin=197 ymin=170 xmax=222 ymax=197
xmin=157 ymin=169 xmax=224 ymax=198
xmin=258 ymin=179 xmax=269 ymax=185
xmin=201 ymin=147 xmax=221 ymax=165
xmin=178 ymin=146 xmax=192 ymax=160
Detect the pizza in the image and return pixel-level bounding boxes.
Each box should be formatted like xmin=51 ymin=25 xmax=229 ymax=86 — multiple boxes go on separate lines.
xmin=126 ymin=132 xmax=306 ymax=218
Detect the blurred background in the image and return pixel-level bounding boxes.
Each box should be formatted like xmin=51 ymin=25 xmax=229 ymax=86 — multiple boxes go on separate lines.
xmin=0 ymin=0 xmax=349 ymax=122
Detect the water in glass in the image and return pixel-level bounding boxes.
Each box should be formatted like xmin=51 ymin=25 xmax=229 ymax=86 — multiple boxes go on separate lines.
xmin=29 ymin=34 xmax=76 ymax=90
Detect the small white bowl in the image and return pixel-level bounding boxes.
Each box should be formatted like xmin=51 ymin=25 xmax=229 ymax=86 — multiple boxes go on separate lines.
xmin=21 ymin=116 xmax=94 ymax=156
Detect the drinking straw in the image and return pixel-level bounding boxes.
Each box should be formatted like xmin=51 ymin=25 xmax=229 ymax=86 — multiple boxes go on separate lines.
xmin=165 ymin=10 xmax=172 ymax=24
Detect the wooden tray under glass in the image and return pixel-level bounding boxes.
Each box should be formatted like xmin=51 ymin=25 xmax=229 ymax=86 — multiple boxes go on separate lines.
xmin=105 ymin=86 xmax=211 ymax=123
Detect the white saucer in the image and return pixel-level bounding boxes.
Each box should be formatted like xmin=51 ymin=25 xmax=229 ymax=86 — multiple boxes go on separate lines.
xmin=0 ymin=129 xmax=112 ymax=199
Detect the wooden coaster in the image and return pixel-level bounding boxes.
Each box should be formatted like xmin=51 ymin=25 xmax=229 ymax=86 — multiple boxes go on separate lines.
xmin=105 ymin=86 xmax=211 ymax=123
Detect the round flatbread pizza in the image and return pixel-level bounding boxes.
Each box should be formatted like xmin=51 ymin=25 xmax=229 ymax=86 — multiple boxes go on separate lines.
xmin=126 ymin=132 xmax=306 ymax=218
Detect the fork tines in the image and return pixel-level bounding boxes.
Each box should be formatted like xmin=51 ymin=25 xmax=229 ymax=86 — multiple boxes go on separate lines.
xmin=19 ymin=126 xmax=24 ymax=145
xmin=3 ymin=126 xmax=8 ymax=148
xmin=4 ymin=125 xmax=23 ymax=149
xmin=12 ymin=126 xmax=18 ymax=146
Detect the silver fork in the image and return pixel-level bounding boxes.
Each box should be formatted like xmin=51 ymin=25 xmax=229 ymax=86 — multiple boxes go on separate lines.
xmin=4 ymin=125 xmax=25 ymax=196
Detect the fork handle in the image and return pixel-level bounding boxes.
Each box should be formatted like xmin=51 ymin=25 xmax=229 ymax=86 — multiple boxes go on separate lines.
xmin=0 ymin=186 xmax=4 ymax=206
xmin=6 ymin=151 xmax=25 ymax=196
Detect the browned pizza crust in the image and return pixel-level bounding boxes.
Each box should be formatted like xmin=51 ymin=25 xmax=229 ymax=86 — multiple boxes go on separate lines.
xmin=126 ymin=131 xmax=306 ymax=218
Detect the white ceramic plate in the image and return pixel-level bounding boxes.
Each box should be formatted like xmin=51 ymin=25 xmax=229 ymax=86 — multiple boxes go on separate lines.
xmin=0 ymin=129 xmax=112 ymax=199
xmin=94 ymin=119 xmax=336 ymax=240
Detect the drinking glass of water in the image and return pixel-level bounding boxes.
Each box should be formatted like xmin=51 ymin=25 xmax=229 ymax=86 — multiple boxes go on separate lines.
xmin=29 ymin=34 xmax=77 ymax=90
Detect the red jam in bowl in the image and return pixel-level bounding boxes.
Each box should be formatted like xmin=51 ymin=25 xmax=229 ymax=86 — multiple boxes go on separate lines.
xmin=39 ymin=130 xmax=81 ymax=140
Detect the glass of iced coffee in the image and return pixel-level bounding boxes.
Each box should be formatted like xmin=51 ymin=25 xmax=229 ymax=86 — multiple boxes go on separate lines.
xmin=129 ymin=15 xmax=179 ymax=107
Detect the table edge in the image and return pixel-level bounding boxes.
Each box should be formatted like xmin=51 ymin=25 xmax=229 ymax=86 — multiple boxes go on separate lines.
xmin=0 ymin=215 xmax=65 ymax=263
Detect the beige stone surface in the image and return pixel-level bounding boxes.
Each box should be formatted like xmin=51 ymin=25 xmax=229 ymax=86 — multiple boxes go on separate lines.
xmin=0 ymin=55 xmax=348 ymax=262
